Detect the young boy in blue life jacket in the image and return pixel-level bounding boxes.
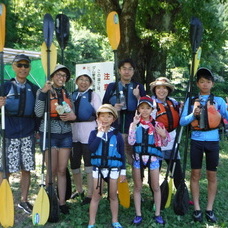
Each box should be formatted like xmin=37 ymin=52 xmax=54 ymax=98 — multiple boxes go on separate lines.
xmin=88 ymin=104 xmax=126 ymax=228
xmin=128 ymin=96 xmax=170 ymax=225
xmin=180 ymin=68 xmax=228 ymax=223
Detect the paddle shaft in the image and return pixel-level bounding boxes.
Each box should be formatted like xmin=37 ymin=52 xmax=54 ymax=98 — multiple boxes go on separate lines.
xmin=182 ymin=18 xmax=203 ymax=176
xmin=0 ymin=52 xmax=6 ymax=180
xmin=0 ymin=3 xmax=6 ymax=180
xmin=55 ymin=14 xmax=72 ymax=201
xmin=106 ymin=11 xmax=120 ymax=103
xmin=0 ymin=4 xmax=15 ymax=227
xmin=43 ymin=14 xmax=60 ymax=223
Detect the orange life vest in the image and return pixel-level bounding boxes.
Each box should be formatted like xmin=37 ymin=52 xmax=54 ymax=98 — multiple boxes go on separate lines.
xmin=50 ymin=88 xmax=72 ymax=118
xmin=191 ymin=94 xmax=222 ymax=130
xmin=155 ymin=99 xmax=180 ymax=132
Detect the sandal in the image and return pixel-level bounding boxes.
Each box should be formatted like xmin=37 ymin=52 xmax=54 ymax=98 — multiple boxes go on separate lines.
xmin=112 ymin=222 xmax=123 ymax=228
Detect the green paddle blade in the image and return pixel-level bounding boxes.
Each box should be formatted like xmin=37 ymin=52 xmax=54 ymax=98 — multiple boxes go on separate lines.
xmin=0 ymin=179 xmax=14 ymax=227
xmin=117 ymin=178 xmax=130 ymax=208
xmin=0 ymin=3 xmax=6 ymax=52
xmin=32 ymin=186 xmax=50 ymax=225
xmin=190 ymin=46 xmax=202 ymax=76
xmin=41 ymin=42 xmax=57 ymax=77
xmin=165 ymin=178 xmax=173 ymax=208
xmin=106 ymin=11 xmax=120 ymax=50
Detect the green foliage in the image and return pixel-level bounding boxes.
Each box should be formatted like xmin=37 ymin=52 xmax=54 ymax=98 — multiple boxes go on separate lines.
xmin=3 ymin=0 xmax=228 ymax=98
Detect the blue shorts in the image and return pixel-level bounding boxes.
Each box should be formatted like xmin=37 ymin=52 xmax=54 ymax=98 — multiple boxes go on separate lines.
xmin=190 ymin=140 xmax=219 ymax=171
xmin=39 ymin=132 xmax=72 ymax=150
xmin=133 ymin=155 xmax=159 ymax=170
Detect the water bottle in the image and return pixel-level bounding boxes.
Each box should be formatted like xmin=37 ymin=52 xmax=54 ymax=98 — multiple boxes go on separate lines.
xmin=62 ymin=101 xmax=71 ymax=113
xmin=119 ymin=91 xmax=127 ymax=110
xmin=55 ymin=103 xmax=64 ymax=115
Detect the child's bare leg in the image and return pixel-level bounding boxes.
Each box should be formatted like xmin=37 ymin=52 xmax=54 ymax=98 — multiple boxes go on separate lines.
xmin=133 ymin=168 xmax=143 ymax=216
xmin=89 ymin=178 xmax=103 ymax=225
xmin=150 ymin=168 xmax=161 ymax=216
xmin=109 ymin=178 xmax=119 ymax=223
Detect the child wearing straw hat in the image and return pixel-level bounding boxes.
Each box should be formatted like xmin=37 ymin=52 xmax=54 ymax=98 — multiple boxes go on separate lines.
xmin=88 ymin=104 xmax=126 ymax=228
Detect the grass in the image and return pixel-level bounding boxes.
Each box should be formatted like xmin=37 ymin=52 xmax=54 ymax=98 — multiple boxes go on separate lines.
xmin=4 ymin=135 xmax=228 ymax=228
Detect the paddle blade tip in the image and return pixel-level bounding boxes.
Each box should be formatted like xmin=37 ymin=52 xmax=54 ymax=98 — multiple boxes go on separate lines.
xmin=106 ymin=11 xmax=120 ymax=50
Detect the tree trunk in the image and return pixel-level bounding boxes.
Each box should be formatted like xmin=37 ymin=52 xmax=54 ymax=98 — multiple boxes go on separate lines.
xmin=96 ymin=0 xmax=176 ymax=93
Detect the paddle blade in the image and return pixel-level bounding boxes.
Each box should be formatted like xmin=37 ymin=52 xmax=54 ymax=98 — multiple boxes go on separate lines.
xmin=41 ymin=42 xmax=57 ymax=77
xmin=0 ymin=3 xmax=6 ymax=52
xmin=160 ymin=179 xmax=169 ymax=210
xmin=173 ymin=180 xmax=189 ymax=215
xmin=55 ymin=14 xmax=70 ymax=50
xmin=56 ymin=167 xmax=72 ymax=201
xmin=106 ymin=11 xmax=120 ymax=50
xmin=190 ymin=17 xmax=203 ymax=53
xmin=117 ymin=178 xmax=130 ymax=208
xmin=43 ymin=14 xmax=54 ymax=49
xmin=190 ymin=46 xmax=202 ymax=76
xmin=32 ymin=186 xmax=50 ymax=225
xmin=46 ymin=185 xmax=59 ymax=223
xmin=165 ymin=178 xmax=173 ymax=208
xmin=0 ymin=179 xmax=14 ymax=227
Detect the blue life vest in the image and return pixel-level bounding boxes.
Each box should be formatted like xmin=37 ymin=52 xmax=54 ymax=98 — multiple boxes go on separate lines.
xmin=72 ymin=89 xmax=96 ymax=122
xmin=109 ymin=81 xmax=138 ymax=111
xmin=5 ymin=80 xmax=37 ymax=117
xmin=91 ymin=131 xmax=123 ymax=168
xmin=134 ymin=125 xmax=163 ymax=158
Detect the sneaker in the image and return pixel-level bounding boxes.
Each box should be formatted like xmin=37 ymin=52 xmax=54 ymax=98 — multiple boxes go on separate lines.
xmin=18 ymin=202 xmax=33 ymax=214
xmin=59 ymin=204 xmax=69 ymax=214
xmin=132 ymin=216 xmax=143 ymax=225
xmin=205 ymin=210 xmax=217 ymax=223
xmin=154 ymin=215 xmax=165 ymax=225
xmin=71 ymin=191 xmax=84 ymax=199
xmin=112 ymin=222 xmax=122 ymax=228
xmin=87 ymin=225 xmax=95 ymax=228
xmin=193 ymin=210 xmax=203 ymax=222
xmin=81 ymin=197 xmax=91 ymax=205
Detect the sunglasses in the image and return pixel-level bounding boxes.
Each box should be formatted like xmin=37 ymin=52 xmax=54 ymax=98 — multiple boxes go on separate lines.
xmin=16 ymin=63 xmax=30 ymax=68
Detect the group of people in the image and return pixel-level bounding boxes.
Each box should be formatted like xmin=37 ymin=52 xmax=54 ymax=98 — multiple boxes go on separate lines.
xmin=0 ymin=55 xmax=227 ymax=227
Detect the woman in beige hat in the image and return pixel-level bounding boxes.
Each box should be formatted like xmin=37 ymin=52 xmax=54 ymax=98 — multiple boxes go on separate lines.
xmin=150 ymin=77 xmax=183 ymax=190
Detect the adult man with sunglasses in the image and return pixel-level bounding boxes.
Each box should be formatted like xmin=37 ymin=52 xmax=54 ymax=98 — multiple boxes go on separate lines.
xmin=0 ymin=54 xmax=39 ymax=214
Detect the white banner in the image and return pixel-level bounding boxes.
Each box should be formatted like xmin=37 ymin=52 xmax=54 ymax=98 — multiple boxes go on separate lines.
xmin=75 ymin=61 xmax=114 ymax=100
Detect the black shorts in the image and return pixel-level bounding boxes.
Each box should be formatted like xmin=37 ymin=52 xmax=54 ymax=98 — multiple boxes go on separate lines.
xmin=190 ymin=140 xmax=219 ymax=171
xmin=70 ymin=142 xmax=92 ymax=169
